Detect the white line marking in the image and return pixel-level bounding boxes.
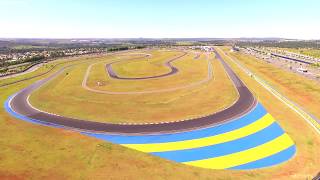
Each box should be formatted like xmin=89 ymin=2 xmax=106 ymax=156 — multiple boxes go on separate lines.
xmin=82 ymin=51 xmax=215 ymax=94
xmin=216 ymin=47 xmax=320 ymax=135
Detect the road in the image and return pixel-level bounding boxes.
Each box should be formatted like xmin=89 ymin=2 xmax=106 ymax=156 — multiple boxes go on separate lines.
xmin=216 ymin=47 xmax=320 ymax=135
xmin=106 ymin=52 xmax=187 ymax=80
xmin=271 ymin=53 xmax=312 ymax=65
xmin=7 ymin=49 xmax=256 ymax=134
xmin=0 ymin=53 xmax=105 ymax=88
xmin=0 ymin=63 xmax=43 ymax=80
xmin=82 ymin=52 xmax=214 ymax=94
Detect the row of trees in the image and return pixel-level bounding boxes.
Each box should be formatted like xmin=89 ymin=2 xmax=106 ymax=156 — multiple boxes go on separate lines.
xmin=107 ymin=45 xmax=146 ymax=52
xmin=1 ymin=45 xmax=147 ymax=74
xmin=0 ymin=67 xmax=8 ymax=73
xmin=236 ymin=41 xmax=320 ymax=49
xmin=1 ymin=55 xmax=45 ymax=67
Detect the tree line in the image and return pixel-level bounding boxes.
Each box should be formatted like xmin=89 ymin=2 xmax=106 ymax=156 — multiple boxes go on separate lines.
xmin=236 ymin=41 xmax=320 ymax=49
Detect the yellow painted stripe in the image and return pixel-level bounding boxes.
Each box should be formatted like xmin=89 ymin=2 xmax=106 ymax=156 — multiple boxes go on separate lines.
xmin=183 ymin=133 xmax=294 ymax=169
xmin=123 ymin=114 xmax=275 ymax=152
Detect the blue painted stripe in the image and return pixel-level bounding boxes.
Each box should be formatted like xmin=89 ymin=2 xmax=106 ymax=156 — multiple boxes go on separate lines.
xmin=151 ymin=122 xmax=284 ymax=162
xmin=4 ymin=95 xmax=66 ymax=129
xmin=4 ymin=95 xmax=266 ymax=146
xmin=229 ymin=145 xmax=296 ymax=170
xmin=83 ymin=103 xmax=267 ymax=144
xmin=5 ymin=94 xmax=296 ymax=170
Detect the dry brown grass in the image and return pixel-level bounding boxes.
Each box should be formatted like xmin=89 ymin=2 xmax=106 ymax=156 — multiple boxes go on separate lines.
xmin=1 ymin=49 xmax=319 ymax=179
xmin=29 ymin=50 xmax=238 ymax=123
xmin=87 ymin=51 xmax=209 ymax=91
xmin=223 ymin=47 xmax=320 ymax=120
xmin=111 ymin=50 xmax=180 ymax=78
xmin=216 ymin=46 xmax=320 ymax=179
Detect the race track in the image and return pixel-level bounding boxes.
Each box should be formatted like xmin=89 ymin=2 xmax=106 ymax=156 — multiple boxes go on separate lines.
xmin=7 ymin=49 xmax=256 ymax=134
xmin=5 ymin=48 xmax=295 ymax=170
xmin=82 ymin=52 xmax=214 ymax=94
xmin=106 ymin=52 xmax=187 ymax=80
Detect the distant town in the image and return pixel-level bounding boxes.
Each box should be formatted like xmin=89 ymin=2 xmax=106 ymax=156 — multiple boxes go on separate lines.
xmin=0 ymin=47 xmax=107 ymax=76
xmin=1 ymin=38 xmax=319 ymax=77
xmin=0 ymin=38 xmax=150 ymax=76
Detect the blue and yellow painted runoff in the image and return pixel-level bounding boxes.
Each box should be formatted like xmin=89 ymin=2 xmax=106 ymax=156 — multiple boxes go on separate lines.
xmin=5 ymin=96 xmax=295 ymax=170
xmin=83 ymin=103 xmax=296 ymax=170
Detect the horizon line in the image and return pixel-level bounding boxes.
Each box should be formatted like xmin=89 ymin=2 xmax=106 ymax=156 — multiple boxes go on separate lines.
xmin=0 ymin=37 xmax=319 ymax=41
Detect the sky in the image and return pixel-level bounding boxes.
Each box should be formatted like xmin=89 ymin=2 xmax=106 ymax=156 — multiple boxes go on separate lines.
xmin=0 ymin=0 xmax=319 ymax=39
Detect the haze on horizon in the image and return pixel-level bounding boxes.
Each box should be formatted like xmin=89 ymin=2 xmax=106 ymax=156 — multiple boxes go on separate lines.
xmin=0 ymin=0 xmax=319 ymax=40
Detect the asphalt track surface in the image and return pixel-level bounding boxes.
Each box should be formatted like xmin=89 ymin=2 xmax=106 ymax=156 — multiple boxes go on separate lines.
xmin=8 ymin=49 xmax=256 ymax=134
xmin=82 ymin=52 xmax=213 ymax=94
xmin=0 ymin=54 xmax=104 ymax=88
xmin=106 ymin=52 xmax=187 ymax=80
xmin=0 ymin=62 xmax=43 ymax=80
xmin=0 ymin=61 xmax=65 ymax=88
xmin=271 ymin=53 xmax=312 ymax=65
xmin=251 ymin=48 xmax=312 ymax=65
xmin=0 ymin=51 xmax=145 ymax=87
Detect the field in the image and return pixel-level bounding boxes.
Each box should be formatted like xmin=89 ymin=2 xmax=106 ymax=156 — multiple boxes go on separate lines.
xmin=0 ymin=48 xmax=319 ymax=179
xmin=216 ymin=46 xmax=320 ymax=178
xmin=278 ymin=48 xmax=320 ymax=59
xmin=86 ymin=51 xmax=209 ymax=91
xmin=28 ymin=50 xmax=238 ymax=123
xmin=111 ymin=51 xmax=180 ymax=78
xmin=223 ymin=47 xmax=320 ymax=121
